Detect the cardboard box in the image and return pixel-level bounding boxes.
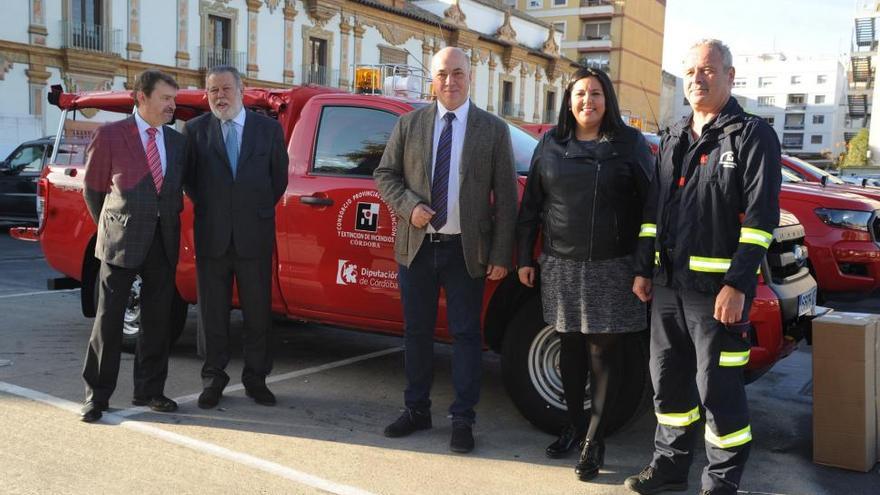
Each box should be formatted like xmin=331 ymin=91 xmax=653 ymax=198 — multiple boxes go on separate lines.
xmin=812 ymin=312 xmax=878 ymax=472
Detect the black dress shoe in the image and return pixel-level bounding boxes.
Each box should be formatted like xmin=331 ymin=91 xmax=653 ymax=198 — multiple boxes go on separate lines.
xmin=450 ymin=423 xmax=475 ymax=453
xmin=545 ymin=424 xmax=586 ymax=458
xmin=245 ymin=385 xmax=276 ymax=406
xmin=575 ymin=438 xmax=605 ymax=481
xmin=383 ymin=409 xmax=432 ymax=438
xmin=146 ymin=395 xmax=178 ymax=413
xmin=80 ymin=400 xmax=108 ymax=423
xmin=623 ymin=465 xmax=688 ymax=494
xmin=198 ymin=387 xmax=223 ymax=409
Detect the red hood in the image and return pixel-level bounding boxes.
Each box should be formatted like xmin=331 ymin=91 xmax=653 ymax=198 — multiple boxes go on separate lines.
xmin=781 ymin=182 xmax=880 ymax=211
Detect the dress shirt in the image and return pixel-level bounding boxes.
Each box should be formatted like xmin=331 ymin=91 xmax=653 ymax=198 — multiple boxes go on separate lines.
xmin=427 ymin=99 xmax=470 ymax=235
xmin=134 ymin=110 xmax=167 ymax=175
xmin=221 ymin=106 xmax=246 ymax=152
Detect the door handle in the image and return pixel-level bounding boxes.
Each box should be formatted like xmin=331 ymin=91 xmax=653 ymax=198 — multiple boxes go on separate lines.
xmin=299 ymin=195 xmax=334 ymax=206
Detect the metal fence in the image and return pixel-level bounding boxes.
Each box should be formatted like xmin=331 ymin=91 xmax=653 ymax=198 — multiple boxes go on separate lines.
xmin=59 ymin=21 xmax=121 ymax=55
xmin=198 ymin=46 xmax=247 ymax=73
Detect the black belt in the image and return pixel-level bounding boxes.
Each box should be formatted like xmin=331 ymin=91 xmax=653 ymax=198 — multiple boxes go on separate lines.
xmin=425 ymin=233 xmax=461 ymax=243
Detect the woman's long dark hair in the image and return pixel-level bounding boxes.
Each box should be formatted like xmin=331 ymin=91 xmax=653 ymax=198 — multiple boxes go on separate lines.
xmin=554 ymin=67 xmax=624 ymax=141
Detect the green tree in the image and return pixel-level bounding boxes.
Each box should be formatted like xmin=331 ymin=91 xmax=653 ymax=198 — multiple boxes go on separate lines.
xmin=843 ymin=128 xmax=869 ymax=167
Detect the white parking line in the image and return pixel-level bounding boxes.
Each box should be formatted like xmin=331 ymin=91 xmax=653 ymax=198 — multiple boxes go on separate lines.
xmin=0 ymin=381 xmax=377 ymax=495
xmin=116 ymin=346 xmax=404 ymax=418
xmin=0 ymin=288 xmax=78 ymax=299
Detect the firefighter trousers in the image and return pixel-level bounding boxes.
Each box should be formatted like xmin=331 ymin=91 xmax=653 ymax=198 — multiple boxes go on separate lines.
xmin=649 ymin=284 xmax=753 ymax=494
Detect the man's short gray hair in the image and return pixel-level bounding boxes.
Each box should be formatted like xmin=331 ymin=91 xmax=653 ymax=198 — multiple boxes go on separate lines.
xmin=690 ymin=39 xmax=733 ymax=69
xmin=205 ymin=65 xmax=243 ymax=90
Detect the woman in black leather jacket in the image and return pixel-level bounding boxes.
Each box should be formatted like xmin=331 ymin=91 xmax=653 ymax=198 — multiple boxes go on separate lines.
xmin=516 ymin=67 xmax=654 ymax=482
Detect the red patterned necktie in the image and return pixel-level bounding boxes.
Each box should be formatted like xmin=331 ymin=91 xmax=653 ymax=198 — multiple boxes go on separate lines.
xmin=145 ymin=127 xmax=163 ymax=193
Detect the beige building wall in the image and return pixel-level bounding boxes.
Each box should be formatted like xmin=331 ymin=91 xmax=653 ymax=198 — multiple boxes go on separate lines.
xmin=519 ymin=0 xmax=665 ymax=130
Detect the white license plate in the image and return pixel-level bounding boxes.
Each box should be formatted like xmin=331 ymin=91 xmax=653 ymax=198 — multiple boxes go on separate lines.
xmin=797 ymin=287 xmax=817 ymax=317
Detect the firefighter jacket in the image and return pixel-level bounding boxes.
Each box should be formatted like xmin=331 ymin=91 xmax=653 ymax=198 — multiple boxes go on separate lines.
xmin=633 ymin=98 xmax=781 ymax=297
xmin=517 ymin=125 xmax=655 ymax=266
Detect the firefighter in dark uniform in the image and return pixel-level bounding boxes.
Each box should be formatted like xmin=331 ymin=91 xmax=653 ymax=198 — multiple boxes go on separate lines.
xmin=624 ymin=39 xmax=781 ymax=495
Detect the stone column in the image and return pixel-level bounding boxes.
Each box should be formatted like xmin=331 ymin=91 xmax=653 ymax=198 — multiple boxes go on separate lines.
xmin=469 ymin=48 xmax=479 ymax=96
xmin=127 ymin=0 xmax=142 ymax=60
xmin=353 ymin=22 xmax=366 ymax=67
xmin=283 ymin=1 xmax=297 ymax=84
xmin=487 ymin=55 xmax=496 ymax=113
xmin=533 ymin=68 xmax=542 ymax=122
xmin=28 ymin=0 xmax=47 ymax=46
xmin=339 ymin=16 xmax=352 ymax=90
xmin=518 ymin=63 xmax=527 ymax=120
xmin=175 ymin=0 xmax=189 ymax=68
xmin=246 ymin=0 xmax=261 ymax=78
xmin=422 ymin=38 xmax=432 ymax=74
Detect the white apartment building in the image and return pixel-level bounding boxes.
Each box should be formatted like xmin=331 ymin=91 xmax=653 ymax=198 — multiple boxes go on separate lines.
xmin=0 ymin=0 xmax=574 ymax=155
xmin=669 ymin=53 xmax=847 ymax=165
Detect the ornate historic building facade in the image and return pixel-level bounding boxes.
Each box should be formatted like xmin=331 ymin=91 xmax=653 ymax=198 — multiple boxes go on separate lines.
xmin=0 ymin=0 xmax=577 ymax=151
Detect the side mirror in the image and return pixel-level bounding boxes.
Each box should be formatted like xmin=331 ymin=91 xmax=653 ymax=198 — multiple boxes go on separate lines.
xmin=820 ymin=175 xmax=828 ymax=187
xmin=862 ymin=178 xmax=869 ymax=187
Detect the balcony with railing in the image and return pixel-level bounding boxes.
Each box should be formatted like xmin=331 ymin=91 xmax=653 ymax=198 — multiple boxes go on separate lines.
xmin=301 ymin=64 xmax=345 ymax=88
xmin=59 ymin=21 xmax=122 ymax=55
xmin=579 ymin=0 xmax=613 ymax=16
xmin=198 ymin=46 xmax=246 ymax=73
xmin=500 ymin=102 xmax=522 ymax=119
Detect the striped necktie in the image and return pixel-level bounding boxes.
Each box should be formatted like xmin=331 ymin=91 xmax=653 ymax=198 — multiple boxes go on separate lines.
xmin=430 ymin=112 xmax=455 ymax=230
xmin=145 ymin=127 xmax=163 ymax=193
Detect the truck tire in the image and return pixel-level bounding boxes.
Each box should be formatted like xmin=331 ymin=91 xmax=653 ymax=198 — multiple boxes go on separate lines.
xmin=501 ymin=296 xmax=652 ymax=435
xmin=91 ymin=272 xmax=189 ymax=352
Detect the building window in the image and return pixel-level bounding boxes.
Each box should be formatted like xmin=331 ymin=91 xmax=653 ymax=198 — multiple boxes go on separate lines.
xmin=306 ymin=37 xmax=328 ymax=85
xmin=814 ymin=94 xmax=826 ymax=104
xmin=527 ymin=0 xmax=542 ymax=8
xmin=758 ymin=77 xmax=775 ymax=88
xmin=580 ymin=52 xmax=609 ymax=71
xmin=545 ymin=90 xmax=557 ymax=123
xmin=553 ymin=0 xmax=566 ymax=5
xmin=787 ymin=94 xmax=806 ymax=106
xmin=379 ymin=46 xmax=407 ymax=65
xmin=757 ymin=96 xmax=775 ymax=106
xmin=581 ymin=21 xmax=611 ymax=40
xmin=817 ymin=74 xmax=827 ymax=84
xmin=811 ymin=135 xmax=823 ymax=144
xmin=733 ymin=78 xmax=747 ymax=88
xmin=784 ymin=113 xmax=805 ymax=130
xmin=790 ymin=75 xmax=801 ymax=85
xmin=312 ymin=106 xmax=399 ymax=176
xmin=70 ymin=0 xmax=106 ymax=51
xmin=762 ymin=116 xmax=775 ymax=126
xmin=501 ymin=80 xmax=514 ymax=116
xmin=813 ymin=114 xmax=825 ymax=124
xmin=552 ymin=21 xmax=566 ymax=38
xmin=202 ymin=15 xmax=233 ymax=68
xmin=782 ymin=133 xmax=803 ymax=149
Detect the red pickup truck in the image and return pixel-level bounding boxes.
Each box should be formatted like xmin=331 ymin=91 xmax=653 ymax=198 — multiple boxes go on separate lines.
xmin=13 ymin=84 xmax=819 ymax=434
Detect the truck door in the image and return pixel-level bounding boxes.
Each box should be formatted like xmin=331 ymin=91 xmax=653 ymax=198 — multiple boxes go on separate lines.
xmin=277 ymin=97 xmax=410 ymax=328
xmin=0 ymin=143 xmax=46 ymax=223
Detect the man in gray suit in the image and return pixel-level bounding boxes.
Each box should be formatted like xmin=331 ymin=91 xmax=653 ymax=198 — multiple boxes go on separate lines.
xmin=374 ymin=47 xmax=518 ymax=453
xmin=81 ymin=70 xmax=186 ymax=422
xmin=183 ymin=66 xmax=288 ymax=409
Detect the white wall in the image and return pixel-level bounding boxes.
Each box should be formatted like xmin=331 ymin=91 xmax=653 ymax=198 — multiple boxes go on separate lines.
xmin=255 ymin=6 xmax=286 ymax=81
xmin=140 ymin=0 xmax=177 ymax=66
xmin=0 ymin=1 xmax=30 ymax=44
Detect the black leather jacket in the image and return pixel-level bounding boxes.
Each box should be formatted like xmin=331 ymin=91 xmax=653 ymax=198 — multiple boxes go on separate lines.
xmin=516 ymin=125 xmax=655 ymax=266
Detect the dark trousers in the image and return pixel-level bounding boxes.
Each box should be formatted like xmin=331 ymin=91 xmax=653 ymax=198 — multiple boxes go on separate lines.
xmin=649 ymin=284 xmax=753 ymax=493
xmin=197 ymin=243 xmax=273 ymax=390
xmin=398 ymin=239 xmax=485 ymax=424
xmin=83 ymin=227 xmax=175 ymax=402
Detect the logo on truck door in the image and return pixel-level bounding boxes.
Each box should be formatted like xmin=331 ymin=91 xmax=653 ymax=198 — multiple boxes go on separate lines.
xmin=355 ymin=202 xmax=380 ymax=232
xmin=335 ymin=190 xmax=396 ymax=249
xmin=337 ymin=260 xmax=358 ymax=285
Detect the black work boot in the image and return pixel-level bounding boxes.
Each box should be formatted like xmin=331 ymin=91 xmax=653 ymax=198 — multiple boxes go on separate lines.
xmin=623 ymin=465 xmax=688 ymax=494
xmin=574 ymin=438 xmax=605 ymax=481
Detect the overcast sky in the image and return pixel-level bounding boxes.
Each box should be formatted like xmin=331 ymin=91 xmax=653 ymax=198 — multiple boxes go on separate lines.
xmin=661 ymin=0 xmax=861 ymax=74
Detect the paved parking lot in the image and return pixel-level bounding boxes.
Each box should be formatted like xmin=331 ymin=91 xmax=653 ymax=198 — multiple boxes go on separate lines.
xmin=1 ymin=226 xmax=878 ymax=494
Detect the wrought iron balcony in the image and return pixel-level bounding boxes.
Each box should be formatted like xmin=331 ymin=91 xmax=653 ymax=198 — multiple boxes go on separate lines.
xmin=59 ymin=21 xmax=121 ymax=55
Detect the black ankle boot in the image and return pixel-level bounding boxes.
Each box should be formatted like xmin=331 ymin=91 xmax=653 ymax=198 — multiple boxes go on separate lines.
xmin=575 ymin=438 xmax=605 ymax=481
xmin=545 ymin=424 xmax=586 ymax=458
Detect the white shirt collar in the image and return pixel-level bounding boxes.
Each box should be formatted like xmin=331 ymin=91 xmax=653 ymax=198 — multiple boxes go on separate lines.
xmin=134 ymin=109 xmax=163 ymax=138
xmin=437 ymin=99 xmax=470 ymax=125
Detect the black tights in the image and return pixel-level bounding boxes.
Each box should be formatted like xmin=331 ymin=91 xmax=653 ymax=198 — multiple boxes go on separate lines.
xmin=558 ymin=332 xmax=622 ymax=442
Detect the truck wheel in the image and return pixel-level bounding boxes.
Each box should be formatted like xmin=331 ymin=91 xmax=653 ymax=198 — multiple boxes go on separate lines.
xmin=501 ymin=296 xmax=652 ymax=435
xmin=91 ymin=272 xmax=188 ymax=353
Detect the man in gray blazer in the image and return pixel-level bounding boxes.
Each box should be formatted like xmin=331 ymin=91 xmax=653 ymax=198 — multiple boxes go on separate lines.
xmin=374 ymin=47 xmax=518 ymax=453
xmin=81 ymin=70 xmax=186 ymax=422
xmin=183 ymin=66 xmax=289 ymax=409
